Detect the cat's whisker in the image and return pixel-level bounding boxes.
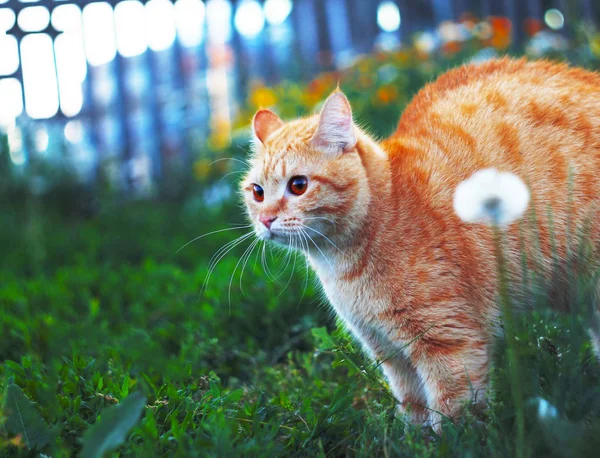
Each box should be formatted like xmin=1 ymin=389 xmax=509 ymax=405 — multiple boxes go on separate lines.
xmin=301 ymin=228 xmax=335 ymax=273
xmin=206 ymin=232 xmax=251 ymax=273
xmin=239 ymin=237 xmax=261 ymax=296
xmin=177 ymin=225 xmax=252 ymax=253
xmin=267 ymin=243 xmax=294 ymax=282
xmin=277 ymin=235 xmax=297 ymax=277
xmin=261 ymin=243 xmax=278 ymax=282
xmin=304 ymin=216 xmax=336 ymax=226
xmin=299 ymin=224 xmax=342 ymax=252
xmin=275 ymin=234 xmax=298 ymax=300
xmin=209 ymin=157 xmax=249 ymax=168
xmin=229 ymin=237 xmax=260 ymax=309
xmin=202 ymin=232 xmax=254 ymax=293
xmin=219 ymin=170 xmax=246 ymax=185
xmin=205 ymin=233 xmax=253 ymax=283
xmin=297 ymin=230 xmax=311 ymax=305
xmin=252 ymin=240 xmax=262 ymax=274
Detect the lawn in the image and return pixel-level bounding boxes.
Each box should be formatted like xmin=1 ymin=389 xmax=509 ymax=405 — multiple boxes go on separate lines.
xmin=4 ymin=34 xmax=600 ymax=457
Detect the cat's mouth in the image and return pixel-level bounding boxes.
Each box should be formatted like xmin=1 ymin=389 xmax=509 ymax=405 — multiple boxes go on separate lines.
xmin=258 ymin=228 xmax=298 ymax=243
xmin=255 ymin=224 xmax=305 ymax=247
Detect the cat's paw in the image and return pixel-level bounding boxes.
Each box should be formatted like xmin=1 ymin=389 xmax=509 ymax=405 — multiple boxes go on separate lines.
xmin=395 ymin=399 xmax=429 ymax=425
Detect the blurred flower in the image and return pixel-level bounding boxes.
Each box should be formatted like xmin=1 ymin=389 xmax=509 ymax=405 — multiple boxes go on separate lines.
xmin=459 ymin=12 xmax=478 ymax=31
xmin=208 ymin=117 xmax=232 ymax=150
xmin=376 ymin=85 xmax=398 ymax=104
xmin=395 ymin=50 xmax=411 ymax=64
xmin=414 ymin=32 xmax=437 ymax=55
xmin=472 ymin=21 xmax=493 ymax=40
xmin=9 ymin=435 xmax=23 ymax=448
xmin=250 ymin=86 xmax=277 ymax=108
xmin=490 ymin=16 xmax=511 ymax=36
xmin=438 ymin=21 xmax=469 ymax=42
xmin=537 ymin=398 xmax=558 ymax=419
xmin=453 ymin=168 xmax=530 ymax=226
xmin=193 ymin=158 xmax=211 ymax=181
xmin=442 ymin=41 xmax=462 ymax=54
xmin=488 ymin=17 xmax=512 ymax=50
xmin=524 ymin=18 xmax=543 ymax=37
xmin=591 ymin=34 xmax=600 ymax=57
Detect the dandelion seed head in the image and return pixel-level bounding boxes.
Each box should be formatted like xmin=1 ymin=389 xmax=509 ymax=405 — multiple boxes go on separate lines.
xmin=453 ymin=168 xmax=530 ymax=227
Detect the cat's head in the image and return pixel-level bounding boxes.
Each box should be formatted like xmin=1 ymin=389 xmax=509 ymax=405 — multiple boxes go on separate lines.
xmin=241 ymin=90 xmax=371 ymax=252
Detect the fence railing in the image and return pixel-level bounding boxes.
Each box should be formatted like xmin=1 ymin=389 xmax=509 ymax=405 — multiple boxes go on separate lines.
xmin=0 ymin=0 xmax=596 ymax=193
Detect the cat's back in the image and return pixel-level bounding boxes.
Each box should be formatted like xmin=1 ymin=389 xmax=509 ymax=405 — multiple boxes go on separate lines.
xmin=387 ymin=57 xmax=600 ymax=214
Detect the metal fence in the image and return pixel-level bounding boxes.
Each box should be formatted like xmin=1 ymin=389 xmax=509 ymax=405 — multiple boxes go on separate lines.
xmin=0 ymin=0 xmax=597 ymax=192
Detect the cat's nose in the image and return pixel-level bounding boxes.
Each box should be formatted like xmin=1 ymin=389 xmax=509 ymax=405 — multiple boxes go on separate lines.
xmin=260 ymin=215 xmax=277 ymax=229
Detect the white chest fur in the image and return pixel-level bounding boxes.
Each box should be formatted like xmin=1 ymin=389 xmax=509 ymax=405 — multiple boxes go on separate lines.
xmin=311 ymin=259 xmax=399 ymax=359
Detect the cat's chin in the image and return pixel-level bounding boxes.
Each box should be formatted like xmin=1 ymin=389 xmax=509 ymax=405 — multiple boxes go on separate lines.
xmin=257 ymin=230 xmax=299 ymax=248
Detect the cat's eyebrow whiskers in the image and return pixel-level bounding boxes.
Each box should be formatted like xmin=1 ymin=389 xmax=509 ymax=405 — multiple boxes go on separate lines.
xmin=209 ymin=157 xmax=250 ymax=168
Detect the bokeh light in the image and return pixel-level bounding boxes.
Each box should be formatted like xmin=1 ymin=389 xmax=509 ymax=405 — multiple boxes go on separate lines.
xmin=17 ymin=6 xmax=50 ymax=32
xmin=82 ymin=2 xmax=117 ymax=66
xmin=115 ymin=0 xmax=147 ymax=57
xmin=234 ymin=0 xmax=264 ymax=38
xmin=55 ymin=32 xmax=86 ymax=116
xmin=377 ymin=1 xmax=400 ymax=33
xmin=175 ymin=0 xmax=205 ymax=48
xmin=0 ymin=78 xmax=23 ymax=126
xmin=51 ymin=3 xmax=80 ymax=32
xmin=146 ymin=0 xmax=177 ymax=51
xmin=264 ymin=0 xmax=292 ymax=26
xmin=20 ymin=33 xmax=59 ymax=118
xmin=544 ymin=9 xmax=564 ymax=31
xmin=0 ymin=34 xmax=19 ymax=75
xmin=64 ymin=120 xmax=84 ymax=144
xmin=206 ymin=0 xmax=232 ymax=44
xmin=0 ymin=8 xmax=15 ymax=31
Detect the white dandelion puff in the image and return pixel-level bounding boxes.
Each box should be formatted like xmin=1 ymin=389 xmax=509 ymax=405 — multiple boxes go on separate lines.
xmin=453 ymin=168 xmax=530 ymax=227
xmin=537 ymin=397 xmax=558 ymax=419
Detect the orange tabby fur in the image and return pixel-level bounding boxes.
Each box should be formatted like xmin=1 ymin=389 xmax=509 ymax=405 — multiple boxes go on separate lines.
xmin=241 ymin=58 xmax=600 ymax=429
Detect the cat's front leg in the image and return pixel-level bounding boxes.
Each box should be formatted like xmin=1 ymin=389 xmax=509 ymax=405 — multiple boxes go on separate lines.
xmin=381 ymin=354 xmax=429 ymax=424
xmin=407 ymin=327 xmax=490 ymax=431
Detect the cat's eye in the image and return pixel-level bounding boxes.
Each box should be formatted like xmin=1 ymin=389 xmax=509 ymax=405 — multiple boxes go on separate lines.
xmin=289 ymin=176 xmax=308 ymax=196
xmin=252 ymin=184 xmax=264 ymax=202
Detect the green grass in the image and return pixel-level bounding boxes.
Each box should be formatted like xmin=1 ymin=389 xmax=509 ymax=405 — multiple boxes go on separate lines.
xmin=2 ymin=195 xmax=600 ymax=457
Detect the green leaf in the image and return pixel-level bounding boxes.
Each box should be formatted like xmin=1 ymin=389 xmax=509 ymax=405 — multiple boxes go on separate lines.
xmin=3 ymin=384 xmax=53 ymax=451
xmin=80 ymin=391 xmax=146 ymax=458
xmin=311 ymin=327 xmax=336 ymax=350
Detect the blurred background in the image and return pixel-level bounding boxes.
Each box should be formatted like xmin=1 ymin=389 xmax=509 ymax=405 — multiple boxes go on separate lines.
xmin=1 ymin=0 xmax=599 ymax=204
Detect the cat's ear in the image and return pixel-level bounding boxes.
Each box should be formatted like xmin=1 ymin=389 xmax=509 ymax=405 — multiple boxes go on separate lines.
xmin=253 ymin=109 xmax=284 ymax=145
xmin=311 ymin=90 xmax=357 ymax=154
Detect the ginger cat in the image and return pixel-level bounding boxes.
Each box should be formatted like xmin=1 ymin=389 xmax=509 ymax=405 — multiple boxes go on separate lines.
xmin=241 ymin=58 xmax=600 ymax=428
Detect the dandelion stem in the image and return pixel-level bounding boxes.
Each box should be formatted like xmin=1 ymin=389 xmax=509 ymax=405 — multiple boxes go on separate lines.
xmin=493 ymin=224 xmax=526 ymax=458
